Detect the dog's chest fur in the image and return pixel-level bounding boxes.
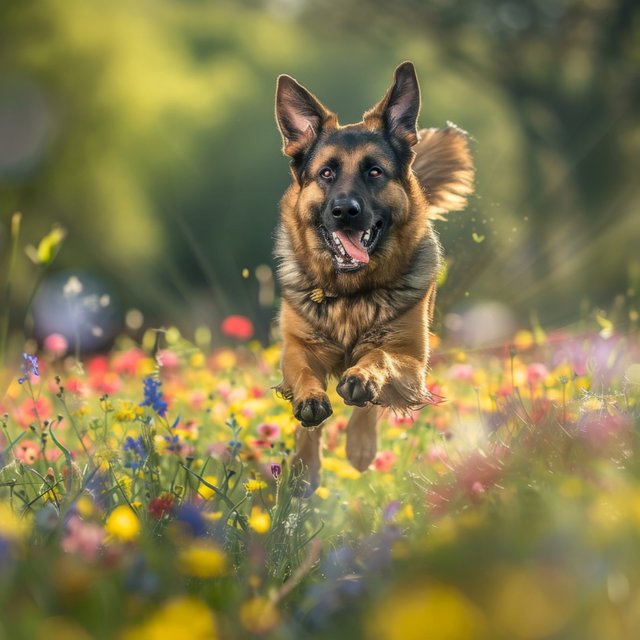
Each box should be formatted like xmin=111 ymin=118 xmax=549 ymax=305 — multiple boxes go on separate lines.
xmin=275 ymin=225 xmax=441 ymax=351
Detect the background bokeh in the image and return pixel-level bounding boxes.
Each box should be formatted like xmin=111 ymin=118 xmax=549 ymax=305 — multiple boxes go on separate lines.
xmin=1 ymin=0 xmax=638 ymax=346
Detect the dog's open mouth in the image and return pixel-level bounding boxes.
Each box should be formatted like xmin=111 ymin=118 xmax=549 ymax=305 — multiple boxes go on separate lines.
xmin=321 ymin=221 xmax=384 ymax=271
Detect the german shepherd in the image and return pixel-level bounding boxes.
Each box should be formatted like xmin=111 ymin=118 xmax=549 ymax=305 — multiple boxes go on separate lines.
xmin=274 ymin=62 xmax=474 ymax=494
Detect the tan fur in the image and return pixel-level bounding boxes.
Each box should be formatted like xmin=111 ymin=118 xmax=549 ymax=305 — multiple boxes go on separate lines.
xmin=274 ymin=63 xmax=474 ymax=493
xmin=413 ymin=125 xmax=475 ymax=219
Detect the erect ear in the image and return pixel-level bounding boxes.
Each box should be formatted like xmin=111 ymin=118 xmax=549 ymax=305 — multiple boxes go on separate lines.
xmin=275 ymin=74 xmax=337 ymax=158
xmin=412 ymin=124 xmax=475 ymax=219
xmin=364 ymin=61 xmax=421 ymax=147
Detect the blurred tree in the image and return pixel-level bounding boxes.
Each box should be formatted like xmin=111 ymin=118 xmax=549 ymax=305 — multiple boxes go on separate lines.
xmin=297 ymin=0 xmax=640 ymax=321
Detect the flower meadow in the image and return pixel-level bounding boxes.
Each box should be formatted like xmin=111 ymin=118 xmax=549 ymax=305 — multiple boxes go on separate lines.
xmin=1 ymin=318 xmax=640 ymax=640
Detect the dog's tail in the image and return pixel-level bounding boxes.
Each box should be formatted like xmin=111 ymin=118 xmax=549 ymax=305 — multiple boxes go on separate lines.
xmin=413 ymin=123 xmax=475 ymax=220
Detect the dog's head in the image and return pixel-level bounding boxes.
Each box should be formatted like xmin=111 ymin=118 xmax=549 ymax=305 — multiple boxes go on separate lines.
xmin=275 ymin=62 xmax=473 ymax=284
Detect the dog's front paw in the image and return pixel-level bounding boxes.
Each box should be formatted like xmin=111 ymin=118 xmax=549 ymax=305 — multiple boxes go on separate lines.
xmin=337 ymin=372 xmax=377 ymax=407
xmin=294 ymin=394 xmax=332 ymax=427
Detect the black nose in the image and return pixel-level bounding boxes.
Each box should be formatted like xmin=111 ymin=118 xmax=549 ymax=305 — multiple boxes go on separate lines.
xmin=331 ymin=197 xmax=361 ymax=220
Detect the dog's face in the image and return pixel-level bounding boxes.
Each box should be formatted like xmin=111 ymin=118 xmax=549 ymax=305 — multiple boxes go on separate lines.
xmin=276 ymin=63 xmax=424 ymax=279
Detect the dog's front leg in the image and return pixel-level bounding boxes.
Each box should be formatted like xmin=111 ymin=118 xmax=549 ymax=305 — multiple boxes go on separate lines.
xmin=279 ymin=334 xmax=333 ymax=427
xmin=278 ymin=301 xmax=336 ymax=427
xmin=337 ymin=293 xmax=433 ymax=412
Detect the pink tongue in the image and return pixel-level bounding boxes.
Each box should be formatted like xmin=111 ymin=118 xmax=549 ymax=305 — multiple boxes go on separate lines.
xmin=335 ymin=230 xmax=369 ymax=264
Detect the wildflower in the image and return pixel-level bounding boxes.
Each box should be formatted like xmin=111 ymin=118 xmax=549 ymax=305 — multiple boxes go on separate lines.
xmin=257 ymin=422 xmax=280 ymax=440
xmin=123 ymin=435 xmax=146 ymax=470
xmin=270 ymin=463 xmax=282 ymax=479
xmin=115 ymin=401 xmax=143 ymax=422
xmin=15 ymin=441 xmax=39 ymax=465
xmin=18 ymin=353 xmax=39 ymax=384
xmin=105 ymin=505 xmax=140 ymax=543
xmin=197 ymin=476 xmax=220 ymax=500
xmin=61 ymin=516 xmax=105 ymax=561
xmin=447 ymin=363 xmax=473 ymax=382
xmin=244 ymin=479 xmax=267 ymax=493
xmin=373 ymin=450 xmax=396 ymax=473
xmin=174 ymin=503 xmax=208 ymax=537
xmin=239 ymin=597 xmax=280 ymax=635
xmin=43 ymin=333 xmax=69 ymax=358
xmin=149 ymin=493 xmax=174 ymax=520
xmin=121 ymin=597 xmax=218 ymax=640
xmin=248 ymin=506 xmax=271 ymax=534
xmin=221 ymin=315 xmax=254 ymax=341
xmin=527 ymin=362 xmax=549 ymax=384
xmin=178 ymin=541 xmax=227 ymax=578
xmin=156 ymin=349 xmax=180 ymax=369
xmin=0 ymin=503 xmax=31 ymax=540
xmin=367 ymin=582 xmax=486 ymax=640
xmin=140 ymin=376 xmax=168 ymax=417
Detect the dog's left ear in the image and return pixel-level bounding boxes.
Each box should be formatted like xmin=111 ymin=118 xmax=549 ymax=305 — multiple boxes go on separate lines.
xmin=364 ymin=61 xmax=421 ymax=147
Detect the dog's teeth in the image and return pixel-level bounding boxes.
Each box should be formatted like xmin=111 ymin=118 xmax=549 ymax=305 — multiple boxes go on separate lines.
xmin=362 ymin=230 xmax=370 ymax=243
xmin=338 ymin=246 xmax=346 ymax=255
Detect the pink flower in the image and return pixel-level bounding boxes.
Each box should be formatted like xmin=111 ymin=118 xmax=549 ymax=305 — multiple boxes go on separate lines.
xmin=527 ymin=363 xmax=549 ymax=384
xmin=15 ymin=441 xmax=39 ymax=464
xmin=373 ymin=450 xmax=396 ymax=472
xmin=43 ymin=333 xmax=68 ymax=357
xmin=448 ymin=363 xmax=474 ymax=382
xmin=426 ymin=445 xmax=448 ymax=464
xmin=156 ymin=349 xmax=180 ymax=370
xmin=62 ymin=516 xmax=105 ymax=561
xmin=256 ymin=422 xmax=280 ymax=441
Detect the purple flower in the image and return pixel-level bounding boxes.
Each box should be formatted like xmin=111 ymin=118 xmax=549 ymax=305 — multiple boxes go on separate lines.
xmin=270 ymin=463 xmax=282 ymax=479
xmin=18 ymin=353 xmax=39 ymax=384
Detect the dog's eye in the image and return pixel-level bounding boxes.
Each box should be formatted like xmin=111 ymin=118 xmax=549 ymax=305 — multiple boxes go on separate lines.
xmin=368 ymin=166 xmax=383 ymax=178
xmin=319 ymin=167 xmax=334 ymax=180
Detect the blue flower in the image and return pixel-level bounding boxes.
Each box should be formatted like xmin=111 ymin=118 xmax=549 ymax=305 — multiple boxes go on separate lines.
xmin=163 ymin=434 xmax=182 ymax=453
xmin=18 ymin=353 xmax=39 ymax=384
xmin=140 ymin=376 xmax=168 ymax=417
xmin=123 ymin=436 xmax=147 ymax=470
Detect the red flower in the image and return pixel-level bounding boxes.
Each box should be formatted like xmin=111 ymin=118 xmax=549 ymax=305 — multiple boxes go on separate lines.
xmin=221 ymin=315 xmax=254 ymax=341
xmin=148 ymin=493 xmax=174 ymax=520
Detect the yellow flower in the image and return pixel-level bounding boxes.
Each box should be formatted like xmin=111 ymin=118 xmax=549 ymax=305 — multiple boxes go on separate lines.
xmin=513 ymin=329 xmax=534 ymax=351
xmin=76 ymin=494 xmax=96 ymax=519
xmin=248 ymin=507 xmax=271 ymax=534
xmin=198 ymin=476 xmax=220 ymax=500
xmin=178 ymin=541 xmax=227 ymax=579
xmin=315 ymin=486 xmax=330 ymax=500
xmin=367 ymin=582 xmax=486 ymax=640
xmin=115 ymin=401 xmax=143 ymax=422
xmin=121 ymin=597 xmax=218 ymax=640
xmin=116 ymin=474 xmax=133 ymax=500
xmin=322 ymin=457 xmax=361 ymax=480
xmin=239 ymin=597 xmax=280 ymax=635
xmin=105 ymin=505 xmax=140 ymax=543
xmin=190 ymin=352 xmax=205 ymax=368
xmin=243 ymin=479 xmax=267 ymax=493
xmin=0 ymin=503 xmax=31 ymax=540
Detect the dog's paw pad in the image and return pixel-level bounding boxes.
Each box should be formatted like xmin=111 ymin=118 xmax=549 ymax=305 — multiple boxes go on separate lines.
xmin=294 ymin=396 xmax=332 ymax=427
xmin=337 ymin=375 xmax=374 ymax=406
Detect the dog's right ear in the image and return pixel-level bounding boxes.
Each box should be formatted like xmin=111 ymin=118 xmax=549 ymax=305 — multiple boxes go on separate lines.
xmin=276 ymin=75 xmax=337 ymax=159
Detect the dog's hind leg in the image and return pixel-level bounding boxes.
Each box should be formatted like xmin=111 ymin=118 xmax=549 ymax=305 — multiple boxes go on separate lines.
xmin=346 ymin=405 xmax=379 ymax=472
xmin=291 ymin=426 xmax=323 ymax=497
